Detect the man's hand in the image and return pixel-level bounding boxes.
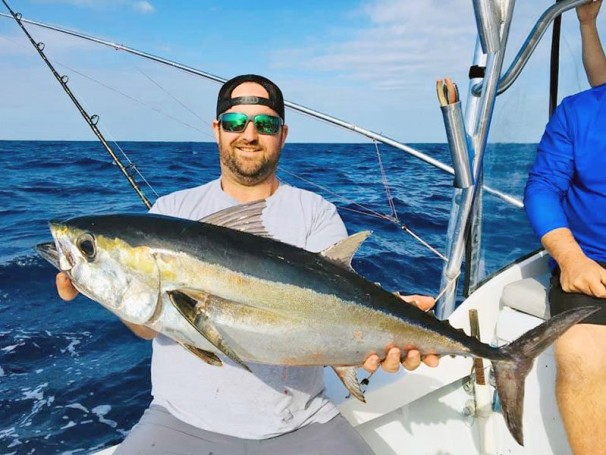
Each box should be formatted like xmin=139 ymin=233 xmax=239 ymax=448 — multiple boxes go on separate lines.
xmin=542 ymin=227 xmax=606 ymax=298
xmin=577 ymin=0 xmax=602 ymax=25
xmin=56 ymin=272 xmax=79 ymax=301
xmin=363 ymin=294 xmax=440 ymax=374
xmin=560 ymin=254 xmax=606 ymax=298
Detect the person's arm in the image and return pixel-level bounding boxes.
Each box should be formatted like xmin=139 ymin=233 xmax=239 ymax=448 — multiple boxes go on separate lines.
xmin=577 ymin=0 xmax=606 ymax=87
xmin=525 ymin=98 xmax=606 ymax=298
xmin=524 ymin=103 xmax=574 ymax=241
xmin=56 ymin=272 xmax=158 ymax=339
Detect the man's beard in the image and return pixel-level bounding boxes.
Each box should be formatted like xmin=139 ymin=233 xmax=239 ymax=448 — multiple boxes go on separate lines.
xmin=219 ymin=139 xmax=280 ymax=185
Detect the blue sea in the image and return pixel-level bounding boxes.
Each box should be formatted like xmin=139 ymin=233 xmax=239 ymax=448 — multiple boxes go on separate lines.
xmin=0 ymin=140 xmax=539 ymax=454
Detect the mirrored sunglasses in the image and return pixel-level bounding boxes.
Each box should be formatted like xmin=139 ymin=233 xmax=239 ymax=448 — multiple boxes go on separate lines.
xmin=219 ymin=112 xmax=283 ymax=135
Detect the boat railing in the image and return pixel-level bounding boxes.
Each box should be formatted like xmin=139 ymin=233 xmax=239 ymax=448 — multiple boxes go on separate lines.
xmin=472 ymin=0 xmax=591 ymax=97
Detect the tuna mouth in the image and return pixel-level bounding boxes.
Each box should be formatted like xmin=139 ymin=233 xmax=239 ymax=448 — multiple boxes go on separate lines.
xmin=36 ymin=242 xmax=60 ymax=270
xmin=39 ymin=221 xmax=75 ymax=272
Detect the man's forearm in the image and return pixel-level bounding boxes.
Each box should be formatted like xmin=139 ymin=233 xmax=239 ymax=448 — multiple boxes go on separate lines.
xmin=580 ymin=21 xmax=606 ymax=87
xmin=541 ymin=227 xmax=587 ymax=267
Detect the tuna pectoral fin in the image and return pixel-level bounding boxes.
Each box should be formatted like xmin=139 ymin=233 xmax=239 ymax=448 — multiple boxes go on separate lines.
xmin=168 ymin=290 xmax=251 ymax=373
xmin=332 ymin=366 xmax=366 ymax=402
xmin=177 ymin=342 xmax=223 ymax=367
xmin=494 ymin=305 xmax=599 ymax=446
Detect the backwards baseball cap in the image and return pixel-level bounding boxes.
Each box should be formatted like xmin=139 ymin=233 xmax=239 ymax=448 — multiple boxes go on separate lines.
xmin=216 ymin=74 xmax=285 ymax=121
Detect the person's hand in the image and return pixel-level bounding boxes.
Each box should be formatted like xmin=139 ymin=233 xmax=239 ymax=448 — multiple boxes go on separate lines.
xmin=56 ymin=272 xmax=79 ymax=301
xmin=362 ymin=294 xmax=440 ymax=374
xmin=577 ymin=0 xmax=602 ymax=25
xmin=559 ymin=254 xmax=606 ymax=298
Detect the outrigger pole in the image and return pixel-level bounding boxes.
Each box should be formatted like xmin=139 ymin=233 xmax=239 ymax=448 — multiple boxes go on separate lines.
xmin=2 ymin=0 xmax=152 ymax=209
xmin=0 ymin=10 xmax=522 ymax=208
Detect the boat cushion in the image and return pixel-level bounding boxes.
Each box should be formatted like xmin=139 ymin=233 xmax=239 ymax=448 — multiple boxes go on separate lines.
xmin=500 ymin=274 xmax=551 ymax=320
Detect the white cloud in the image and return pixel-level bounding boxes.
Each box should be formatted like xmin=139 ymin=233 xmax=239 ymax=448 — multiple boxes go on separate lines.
xmin=272 ymin=0 xmax=476 ymax=91
xmin=2 ymin=0 xmax=602 ymax=142
xmin=272 ymin=0 xmax=590 ymax=94
xmin=268 ymin=0 xmax=601 ymax=141
xmin=133 ymin=1 xmax=155 ymax=14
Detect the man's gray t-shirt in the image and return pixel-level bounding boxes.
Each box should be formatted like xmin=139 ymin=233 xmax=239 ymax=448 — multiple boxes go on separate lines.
xmin=148 ymin=178 xmax=348 ymax=439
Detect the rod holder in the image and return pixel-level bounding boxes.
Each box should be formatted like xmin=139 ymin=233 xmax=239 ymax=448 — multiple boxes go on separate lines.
xmin=441 ymin=102 xmax=474 ymax=189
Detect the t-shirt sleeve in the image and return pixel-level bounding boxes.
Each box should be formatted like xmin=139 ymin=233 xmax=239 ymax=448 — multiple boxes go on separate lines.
xmin=148 ymin=199 xmax=163 ymax=215
xmin=524 ymin=102 xmax=574 ymax=239
xmin=148 ymin=195 xmax=175 ymax=216
xmin=305 ymin=201 xmax=348 ymax=253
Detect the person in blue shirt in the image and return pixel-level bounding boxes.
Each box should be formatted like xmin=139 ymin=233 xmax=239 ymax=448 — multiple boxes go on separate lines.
xmin=524 ymin=2 xmax=606 ymax=453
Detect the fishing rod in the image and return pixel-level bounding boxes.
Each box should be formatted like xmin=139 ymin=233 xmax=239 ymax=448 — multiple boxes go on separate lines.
xmin=2 ymin=0 xmax=152 ymax=210
xmin=0 ymin=10 xmax=522 ymax=208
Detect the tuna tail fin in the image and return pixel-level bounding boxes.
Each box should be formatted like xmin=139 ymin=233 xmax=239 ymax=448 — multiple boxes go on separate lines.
xmin=493 ymin=305 xmax=599 ymax=446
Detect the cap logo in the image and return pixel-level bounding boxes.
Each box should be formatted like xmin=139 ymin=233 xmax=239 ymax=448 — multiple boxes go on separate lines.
xmin=237 ymin=96 xmax=262 ymax=104
xmin=217 ymin=96 xmax=278 ymax=118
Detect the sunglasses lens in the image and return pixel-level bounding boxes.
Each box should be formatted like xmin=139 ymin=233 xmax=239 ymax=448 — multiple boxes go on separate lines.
xmin=254 ymin=115 xmax=282 ymax=135
xmin=220 ymin=113 xmax=248 ymax=132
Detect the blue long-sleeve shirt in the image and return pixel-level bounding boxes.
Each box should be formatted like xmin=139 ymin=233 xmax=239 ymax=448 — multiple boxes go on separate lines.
xmin=524 ymin=84 xmax=606 ymax=264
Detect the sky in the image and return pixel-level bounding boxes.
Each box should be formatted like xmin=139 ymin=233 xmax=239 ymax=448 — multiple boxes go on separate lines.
xmin=0 ymin=0 xmax=604 ymax=143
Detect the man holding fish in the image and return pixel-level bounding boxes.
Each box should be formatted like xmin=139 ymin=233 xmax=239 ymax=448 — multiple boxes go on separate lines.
xmin=56 ymin=74 xmax=438 ymax=454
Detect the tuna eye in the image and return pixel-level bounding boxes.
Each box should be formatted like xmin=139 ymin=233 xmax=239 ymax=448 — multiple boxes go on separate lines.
xmin=77 ymin=234 xmax=96 ymax=260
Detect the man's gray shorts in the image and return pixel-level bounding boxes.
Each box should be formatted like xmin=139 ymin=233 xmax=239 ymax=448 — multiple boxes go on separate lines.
xmin=114 ymin=404 xmax=374 ymax=455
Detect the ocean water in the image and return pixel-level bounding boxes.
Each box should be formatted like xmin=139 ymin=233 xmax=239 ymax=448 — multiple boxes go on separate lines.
xmin=0 ymin=140 xmax=539 ymax=454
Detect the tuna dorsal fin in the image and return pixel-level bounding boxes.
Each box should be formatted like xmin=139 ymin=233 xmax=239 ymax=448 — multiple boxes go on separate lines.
xmin=320 ymin=231 xmax=371 ymax=270
xmin=199 ymin=200 xmax=271 ymax=238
